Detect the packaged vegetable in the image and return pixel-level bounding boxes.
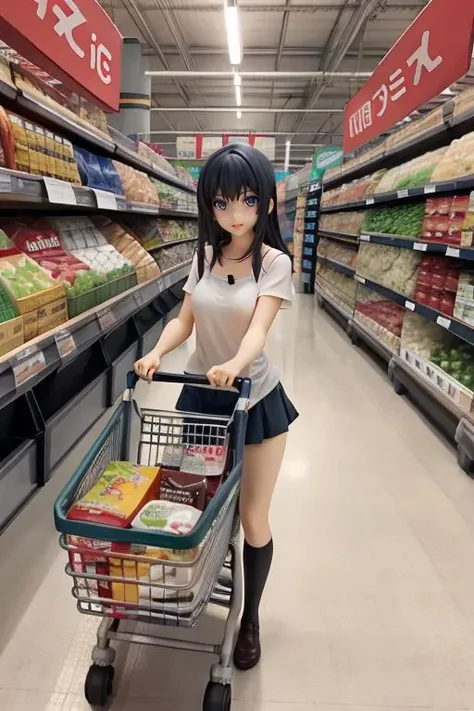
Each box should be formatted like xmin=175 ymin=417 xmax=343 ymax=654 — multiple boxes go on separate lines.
xmin=67 ymin=462 xmax=161 ymax=527
xmin=132 ymin=500 xmax=201 ymax=535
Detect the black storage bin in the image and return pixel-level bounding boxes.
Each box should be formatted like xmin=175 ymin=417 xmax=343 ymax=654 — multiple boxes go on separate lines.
xmin=0 ymin=395 xmax=42 ymax=531
xmin=102 ymin=319 xmax=140 ymax=405
xmin=33 ymin=342 xmax=109 ymax=480
xmin=134 ymin=301 xmax=165 ymax=357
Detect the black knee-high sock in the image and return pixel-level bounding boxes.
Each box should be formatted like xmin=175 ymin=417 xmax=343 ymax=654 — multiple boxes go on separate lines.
xmin=242 ymin=539 xmax=273 ymax=627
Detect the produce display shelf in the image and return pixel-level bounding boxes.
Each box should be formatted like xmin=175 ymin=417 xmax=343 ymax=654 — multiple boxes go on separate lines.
xmin=320 ymin=174 xmax=474 ymax=214
xmin=0 ymin=260 xmax=191 ymax=412
xmin=389 ymin=355 xmax=468 ymax=456
xmin=351 ymin=317 xmax=395 ymax=363
xmin=359 ymin=232 xmax=474 ymax=260
xmin=0 ymin=83 xmax=196 ymax=195
xmin=150 ymin=237 xmax=197 ymax=252
xmin=322 ymin=102 xmax=474 ymax=190
xmin=315 ymin=285 xmax=352 ymax=327
xmin=318 ymin=229 xmax=359 ymax=245
xmin=317 ymin=256 xmax=355 ymax=278
xmin=355 ymin=274 xmax=474 ymax=349
xmin=0 ymin=168 xmax=197 ymax=219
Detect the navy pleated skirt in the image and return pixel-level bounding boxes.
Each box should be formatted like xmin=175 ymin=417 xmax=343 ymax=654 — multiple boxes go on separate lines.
xmin=176 ymin=382 xmax=298 ymax=445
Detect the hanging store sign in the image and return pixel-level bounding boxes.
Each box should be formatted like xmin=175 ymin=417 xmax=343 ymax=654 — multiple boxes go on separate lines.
xmin=176 ymin=136 xmax=197 ymax=159
xmin=312 ymin=146 xmax=343 ymax=179
xmin=0 ymin=0 xmax=123 ymax=111
xmin=343 ymin=0 xmax=474 ymax=153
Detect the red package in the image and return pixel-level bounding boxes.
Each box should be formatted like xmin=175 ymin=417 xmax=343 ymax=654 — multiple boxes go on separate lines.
xmin=446 ymin=270 xmax=460 ymax=292
xmin=417 ymin=269 xmax=432 ymax=287
xmin=431 ymin=271 xmax=447 ymax=291
xmin=159 ymin=470 xmax=207 ymax=511
xmin=452 ymin=195 xmax=470 ymax=215
xmin=1 ymin=219 xmax=90 ymax=284
xmin=415 ymin=288 xmax=430 ymax=305
xmin=428 ymin=293 xmax=441 ymax=310
xmin=440 ymin=292 xmax=455 ymax=316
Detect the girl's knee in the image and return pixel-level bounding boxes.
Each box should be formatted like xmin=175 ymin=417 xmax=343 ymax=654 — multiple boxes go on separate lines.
xmin=240 ymin=508 xmax=271 ymax=547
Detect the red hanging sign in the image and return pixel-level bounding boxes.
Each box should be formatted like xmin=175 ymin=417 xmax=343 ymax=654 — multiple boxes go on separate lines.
xmin=0 ymin=0 xmax=122 ymax=111
xmin=343 ymin=0 xmax=474 ymax=154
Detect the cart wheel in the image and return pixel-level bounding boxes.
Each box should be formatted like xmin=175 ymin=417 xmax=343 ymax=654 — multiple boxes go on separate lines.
xmin=203 ymin=681 xmax=231 ymax=711
xmin=393 ymin=376 xmax=406 ymax=396
xmin=457 ymin=446 xmax=474 ymax=477
xmin=84 ymin=664 xmax=114 ymax=707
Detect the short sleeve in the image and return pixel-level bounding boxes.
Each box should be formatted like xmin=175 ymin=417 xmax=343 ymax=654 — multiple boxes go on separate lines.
xmin=183 ymin=253 xmax=199 ymax=295
xmin=258 ymin=252 xmax=293 ymax=309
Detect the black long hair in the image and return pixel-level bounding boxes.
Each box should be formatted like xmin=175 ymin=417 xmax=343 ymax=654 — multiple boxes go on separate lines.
xmin=196 ymin=143 xmax=291 ymax=280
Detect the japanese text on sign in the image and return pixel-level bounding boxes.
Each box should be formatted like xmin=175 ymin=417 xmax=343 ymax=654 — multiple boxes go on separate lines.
xmin=349 ymin=31 xmax=442 ymax=141
xmin=0 ymin=0 xmax=122 ymax=110
xmin=33 ymin=0 xmax=112 ymax=84
xmin=343 ymin=0 xmax=474 ymax=153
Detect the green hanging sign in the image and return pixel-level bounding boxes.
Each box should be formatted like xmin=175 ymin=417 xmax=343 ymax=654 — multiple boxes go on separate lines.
xmin=311 ymin=146 xmax=343 ymax=180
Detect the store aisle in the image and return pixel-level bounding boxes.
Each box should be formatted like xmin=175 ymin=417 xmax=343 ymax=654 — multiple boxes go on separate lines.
xmin=2 ymin=295 xmax=474 ymax=711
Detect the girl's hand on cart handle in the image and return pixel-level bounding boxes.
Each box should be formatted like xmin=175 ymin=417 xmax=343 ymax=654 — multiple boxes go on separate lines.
xmin=134 ymin=351 xmax=161 ymax=382
xmin=207 ymin=359 xmax=241 ymax=389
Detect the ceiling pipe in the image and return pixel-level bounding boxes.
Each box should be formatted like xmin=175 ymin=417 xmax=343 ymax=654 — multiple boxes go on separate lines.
xmin=144 ymin=130 xmax=342 ymax=137
xmin=150 ymin=107 xmax=344 ymax=113
xmin=145 ymin=70 xmax=372 ymax=79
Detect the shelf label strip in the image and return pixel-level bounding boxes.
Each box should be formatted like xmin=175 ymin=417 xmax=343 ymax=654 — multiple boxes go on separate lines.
xmin=11 ymin=346 xmax=47 ymax=388
xmin=43 ymin=177 xmax=77 ymax=206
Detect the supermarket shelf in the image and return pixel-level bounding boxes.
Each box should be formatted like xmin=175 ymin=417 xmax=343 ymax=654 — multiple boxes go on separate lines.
xmin=359 ymin=232 xmax=474 ymax=261
xmin=0 ymin=168 xmax=197 ymax=218
xmin=318 ymin=229 xmax=359 ymax=245
xmin=356 ymin=274 xmax=474 ymax=348
xmin=0 ymin=260 xmax=191 ymax=411
xmin=0 ymin=85 xmax=195 ymax=195
xmin=315 ymin=284 xmax=352 ymax=328
xmin=317 ymin=256 xmax=355 ymax=277
xmin=389 ymin=355 xmax=463 ymax=446
xmin=320 ymin=174 xmax=474 ymax=214
xmin=351 ymin=318 xmax=395 ymax=363
xmin=149 ymin=237 xmax=197 ymax=252
xmin=322 ymin=102 xmax=474 ymax=190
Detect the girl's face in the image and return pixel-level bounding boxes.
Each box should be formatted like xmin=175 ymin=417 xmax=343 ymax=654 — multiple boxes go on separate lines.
xmin=212 ymin=190 xmax=260 ymax=237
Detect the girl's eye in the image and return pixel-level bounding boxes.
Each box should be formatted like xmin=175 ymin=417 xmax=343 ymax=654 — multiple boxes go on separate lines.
xmin=213 ymin=199 xmax=227 ymax=211
xmin=244 ymin=195 xmax=259 ymax=208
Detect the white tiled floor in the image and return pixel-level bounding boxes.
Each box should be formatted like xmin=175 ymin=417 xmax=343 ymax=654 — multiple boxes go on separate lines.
xmin=2 ymin=294 xmax=474 ymax=710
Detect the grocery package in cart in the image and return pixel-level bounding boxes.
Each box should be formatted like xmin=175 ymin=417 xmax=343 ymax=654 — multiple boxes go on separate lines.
xmin=54 ymin=371 xmax=251 ymax=711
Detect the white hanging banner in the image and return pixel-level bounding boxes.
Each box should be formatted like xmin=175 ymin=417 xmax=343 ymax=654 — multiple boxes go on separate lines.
xmin=176 ymin=136 xmax=197 ymax=159
xmin=201 ymin=136 xmax=222 ymax=157
xmin=254 ymin=136 xmax=276 ymax=161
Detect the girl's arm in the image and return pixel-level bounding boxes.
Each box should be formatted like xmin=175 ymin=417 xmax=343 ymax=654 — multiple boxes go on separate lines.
xmin=207 ymin=295 xmax=282 ymax=387
xmin=152 ymin=293 xmax=195 ymax=357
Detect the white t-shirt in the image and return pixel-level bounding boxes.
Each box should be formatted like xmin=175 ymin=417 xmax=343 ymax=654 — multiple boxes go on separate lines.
xmin=183 ymin=247 xmax=293 ymax=407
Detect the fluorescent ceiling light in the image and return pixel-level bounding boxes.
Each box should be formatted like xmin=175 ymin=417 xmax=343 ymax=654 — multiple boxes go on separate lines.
xmin=224 ymin=2 xmax=242 ymax=65
xmin=237 ymin=111 xmax=242 ymax=119
xmin=235 ymin=84 xmax=242 ymax=106
xmin=234 ymin=72 xmax=242 ymax=87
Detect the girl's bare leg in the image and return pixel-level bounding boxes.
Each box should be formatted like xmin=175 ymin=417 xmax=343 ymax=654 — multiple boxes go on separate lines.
xmin=233 ymin=433 xmax=287 ymax=670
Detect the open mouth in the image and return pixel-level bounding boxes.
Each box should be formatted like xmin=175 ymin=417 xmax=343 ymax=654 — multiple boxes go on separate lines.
xmin=231 ymin=224 xmax=244 ymax=229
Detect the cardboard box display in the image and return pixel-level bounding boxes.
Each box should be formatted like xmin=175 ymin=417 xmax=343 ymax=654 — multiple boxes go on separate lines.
xmin=0 ymin=316 xmax=24 ymax=357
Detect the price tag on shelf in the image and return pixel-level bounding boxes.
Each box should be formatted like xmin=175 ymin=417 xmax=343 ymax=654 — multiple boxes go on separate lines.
xmin=54 ymin=330 xmax=76 ymax=361
xmin=97 ymin=307 xmax=116 ymax=331
xmin=366 ymin=198 xmax=375 ymax=206
xmin=436 ymin=315 xmax=452 ymax=330
xmin=413 ymin=242 xmax=428 ymax=251
xmin=11 ymin=346 xmax=47 ymax=388
xmin=424 ymin=184 xmax=436 ymax=194
xmin=405 ymin=300 xmax=415 ymax=311
xmin=446 ymin=247 xmax=460 ymax=258
xmin=360 ymin=234 xmax=371 ymax=242
xmin=43 ymin=177 xmax=77 ymax=205
xmin=355 ymin=275 xmax=366 ymax=284
xmin=397 ymin=189 xmax=409 ymax=199
xmin=134 ymin=290 xmax=146 ymax=309
xmin=93 ymin=189 xmax=119 ymax=211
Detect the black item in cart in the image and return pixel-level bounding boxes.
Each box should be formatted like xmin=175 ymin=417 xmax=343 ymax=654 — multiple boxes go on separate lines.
xmin=54 ymin=371 xmax=251 ymax=710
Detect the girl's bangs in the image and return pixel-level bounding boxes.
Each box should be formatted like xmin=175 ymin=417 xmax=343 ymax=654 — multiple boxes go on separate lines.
xmin=205 ymin=152 xmax=260 ymax=202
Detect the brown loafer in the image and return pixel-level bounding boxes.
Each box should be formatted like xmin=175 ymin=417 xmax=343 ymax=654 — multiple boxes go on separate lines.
xmin=233 ymin=622 xmax=261 ymax=671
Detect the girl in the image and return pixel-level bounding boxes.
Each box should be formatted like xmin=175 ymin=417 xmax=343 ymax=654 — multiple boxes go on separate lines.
xmin=134 ymin=143 xmax=298 ymax=670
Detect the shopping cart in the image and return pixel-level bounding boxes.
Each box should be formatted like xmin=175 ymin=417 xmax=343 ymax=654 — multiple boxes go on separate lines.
xmin=54 ymin=371 xmax=251 ymax=711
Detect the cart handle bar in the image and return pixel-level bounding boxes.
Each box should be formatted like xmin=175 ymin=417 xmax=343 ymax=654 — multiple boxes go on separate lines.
xmin=127 ymin=370 xmax=251 ymax=400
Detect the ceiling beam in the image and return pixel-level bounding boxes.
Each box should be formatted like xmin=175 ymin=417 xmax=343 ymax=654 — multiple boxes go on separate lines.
xmin=142 ymin=46 xmax=388 ymax=58
xmin=150 ymin=107 xmax=344 ymax=114
xmin=152 ymin=2 xmax=426 ymax=12
xmin=291 ymin=0 xmax=381 ymax=133
xmin=119 ymin=0 xmax=202 ymax=131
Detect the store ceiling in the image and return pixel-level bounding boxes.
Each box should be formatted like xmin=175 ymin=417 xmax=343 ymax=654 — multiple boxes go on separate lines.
xmin=100 ymin=0 xmax=429 ymax=165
